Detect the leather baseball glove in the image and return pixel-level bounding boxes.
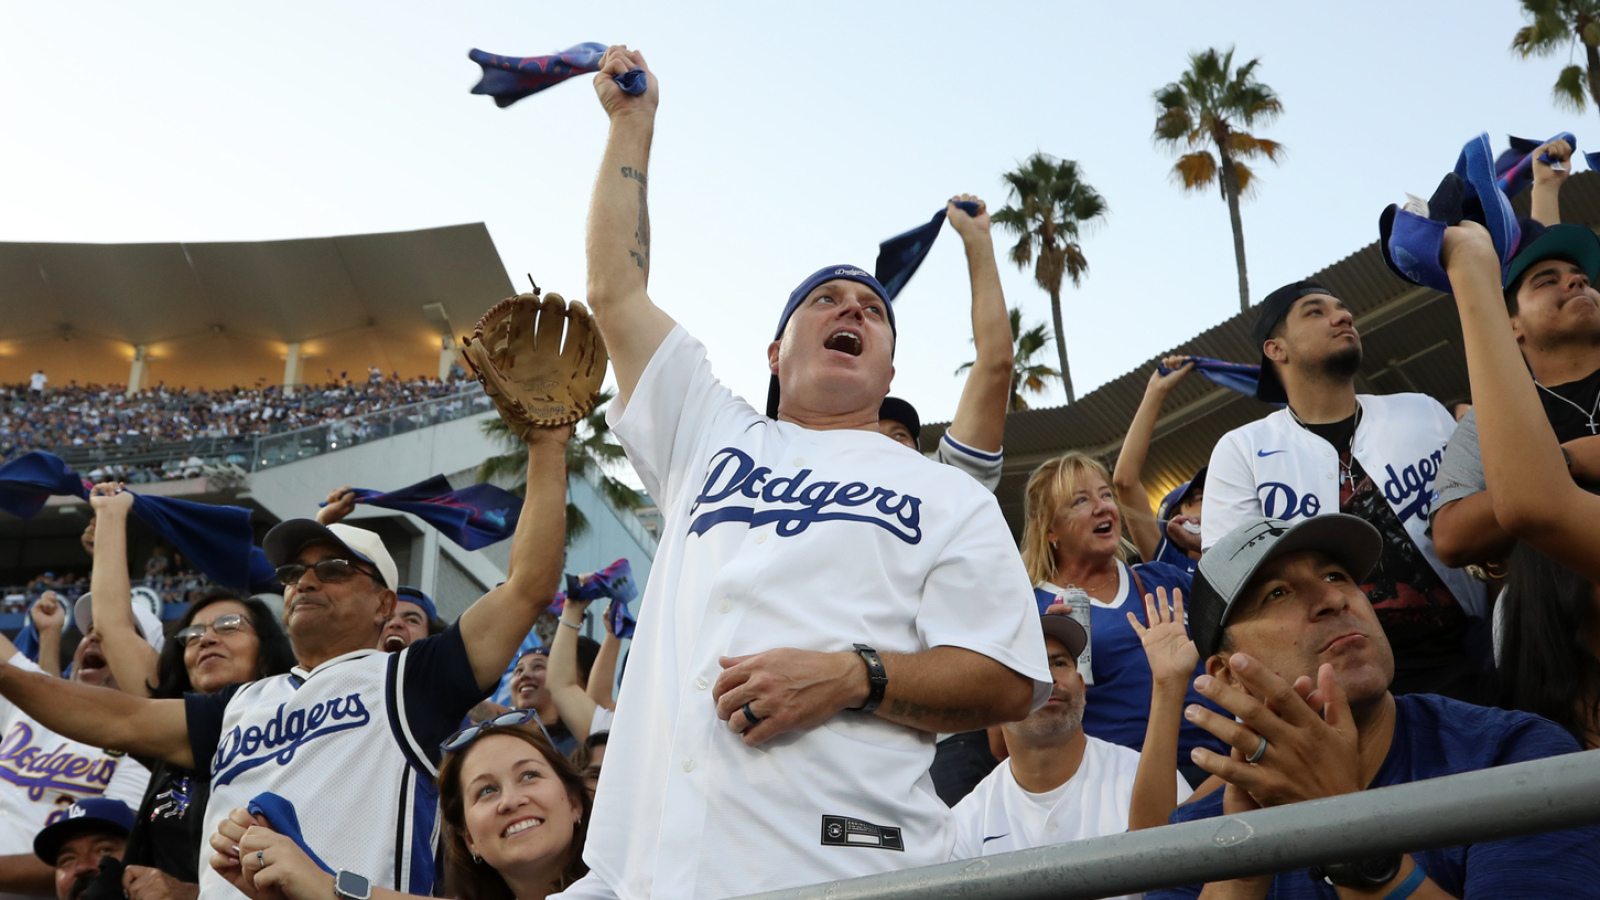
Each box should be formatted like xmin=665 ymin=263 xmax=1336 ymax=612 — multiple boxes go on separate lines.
xmin=461 ymin=290 xmax=608 ymax=437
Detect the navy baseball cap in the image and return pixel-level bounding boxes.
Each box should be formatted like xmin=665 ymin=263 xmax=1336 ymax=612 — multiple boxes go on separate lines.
xmin=1040 ymin=612 xmax=1088 ymax=659
xmin=1159 ymin=466 xmax=1209 ymax=521
xmin=1189 ymin=515 xmax=1382 ymax=659
xmin=877 ymin=396 xmax=921 ymax=443
xmin=765 ymin=265 xmax=895 ymax=419
xmin=396 ymin=586 xmax=439 ymax=623
xmin=33 ymin=799 xmax=134 ymax=864
xmin=1252 ymin=281 xmax=1338 ymax=404
xmin=1502 ymin=219 xmax=1600 ymax=293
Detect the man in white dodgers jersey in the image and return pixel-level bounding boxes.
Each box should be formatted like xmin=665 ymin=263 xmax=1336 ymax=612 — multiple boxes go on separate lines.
xmin=0 ymin=425 xmax=570 ymax=900
xmin=563 ymin=45 xmax=1050 ymax=900
xmin=0 ymin=609 xmax=149 ymax=900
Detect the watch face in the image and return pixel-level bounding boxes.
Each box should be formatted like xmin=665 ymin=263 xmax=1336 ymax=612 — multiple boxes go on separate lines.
xmin=336 ymin=871 xmax=371 ymax=900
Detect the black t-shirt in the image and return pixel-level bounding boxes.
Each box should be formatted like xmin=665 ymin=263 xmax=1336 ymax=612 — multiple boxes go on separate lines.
xmin=1305 ymin=415 xmax=1475 ymax=700
xmin=123 ymin=759 xmax=209 ymax=883
xmin=1538 ymin=366 xmax=1600 ymax=442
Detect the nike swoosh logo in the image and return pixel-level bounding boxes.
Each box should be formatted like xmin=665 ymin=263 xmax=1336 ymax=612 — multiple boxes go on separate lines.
xmin=982 ymin=834 xmax=1009 ymax=844
xmin=1256 ymin=449 xmax=1287 ymax=457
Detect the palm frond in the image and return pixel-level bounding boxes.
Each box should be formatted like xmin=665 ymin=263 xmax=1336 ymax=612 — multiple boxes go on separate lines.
xmin=1171 ymin=151 xmax=1218 ymax=192
xmin=1555 ymin=62 xmax=1590 ymax=110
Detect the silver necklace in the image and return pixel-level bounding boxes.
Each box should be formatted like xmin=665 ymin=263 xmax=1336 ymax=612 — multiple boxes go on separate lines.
xmin=1534 ymin=380 xmax=1600 ymax=434
xmin=1289 ymin=404 xmax=1364 ymax=485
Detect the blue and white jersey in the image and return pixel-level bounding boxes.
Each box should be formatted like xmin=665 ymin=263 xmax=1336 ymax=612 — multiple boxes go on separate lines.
xmin=186 ymin=625 xmax=483 ymax=900
xmin=933 ymin=433 xmax=1003 ymax=493
xmin=580 ymin=326 xmax=1049 ymax=900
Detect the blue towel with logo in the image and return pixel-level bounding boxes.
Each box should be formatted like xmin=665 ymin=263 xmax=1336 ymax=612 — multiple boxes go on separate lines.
xmin=1157 ymin=356 xmax=1264 ymax=399
xmin=469 ymin=43 xmax=647 ymax=108
xmin=339 ymin=475 xmax=521 ymax=551
xmin=874 ymin=201 xmax=982 ymax=300
xmin=1495 ymin=132 xmax=1582 ymax=198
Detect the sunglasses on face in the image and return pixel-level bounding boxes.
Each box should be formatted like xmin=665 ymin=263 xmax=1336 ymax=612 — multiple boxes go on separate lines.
xmin=177 ymin=613 xmax=255 ymax=648
xmin=275 ymin=558 xmax=380 ymax=588
xmin=440 ymin=708 xmax=554 ymax=753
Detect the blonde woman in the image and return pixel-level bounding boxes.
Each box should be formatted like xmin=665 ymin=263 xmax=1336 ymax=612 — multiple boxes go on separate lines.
xmin=1020 ymin=452 xmax=1222 ymax=787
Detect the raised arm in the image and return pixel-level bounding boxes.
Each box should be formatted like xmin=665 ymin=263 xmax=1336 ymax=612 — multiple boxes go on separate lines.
xmin=586 ymin=610 xmax=622 ymax=711
xmin=1123 ymin=589 xmax=1197 ymax=830
xmin=29 ymin=592 xmax=64 ymax=679
xmin=547 ymin=593 xmax=602 ymax=740
xmin=1441 ymin=221 xmax=1600 ymax=582
xmin=1114 ymin=358 xmax=1193 ymax=562
xmin=87 ymin=484 xmax=160 ymax=697
xmin=0 ymin=631 xmax=193 ymax=768
xmin=944 ymin=196 xmax=1012 ymax=454
xmin=457 ymin=430 xmax=570 ymax=691
xmin=585 ymin=45 xmax=677 ymax=402
xmin=1529 ymin=137 xmax=1571 ymax=227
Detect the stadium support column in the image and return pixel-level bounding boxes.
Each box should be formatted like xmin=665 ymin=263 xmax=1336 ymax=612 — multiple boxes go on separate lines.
xmin=283 ymin=343 xmax=303 ymax=397
xmin=126 ymin=345 xmax=149 ymax=397
xmin=419 ymin=526 xmax=440 ymax=600
xmin=438 ymin=336 xmax=458 ymax=380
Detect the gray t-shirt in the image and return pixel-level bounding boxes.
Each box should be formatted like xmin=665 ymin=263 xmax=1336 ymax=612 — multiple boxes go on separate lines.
xmin=1429 ymin=409 xmax=1484 ymax=531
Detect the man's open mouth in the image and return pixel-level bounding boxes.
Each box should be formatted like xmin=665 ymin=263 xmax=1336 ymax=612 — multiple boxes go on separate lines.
xmin=824 ymin=330 xmax=862 ymax=357
xmin=384 ymin=635 xmax=407 ymax=652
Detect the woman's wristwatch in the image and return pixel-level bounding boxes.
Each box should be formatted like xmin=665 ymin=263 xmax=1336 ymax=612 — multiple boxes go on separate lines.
xmin=334 ymin=871 xmax=371 ymax=900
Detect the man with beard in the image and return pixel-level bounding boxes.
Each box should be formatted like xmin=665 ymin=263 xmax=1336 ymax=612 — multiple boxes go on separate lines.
xmin=32 ymin=799 xmax=133 ymax=900
xmin=0 ymin=614 xmax=150 ymax=900
xmin=1201 ymin=281 xmax=1481 ymax=699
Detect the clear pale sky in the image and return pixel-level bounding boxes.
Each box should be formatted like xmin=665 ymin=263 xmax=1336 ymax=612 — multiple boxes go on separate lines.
xmin=1 ymin=0 xmax=1592 ymax=422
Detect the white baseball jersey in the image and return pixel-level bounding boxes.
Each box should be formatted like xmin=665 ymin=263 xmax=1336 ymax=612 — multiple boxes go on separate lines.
xmin=1201 ymin=394 xmax=1483 ymax=615
xmin=577 ymin=326 xmax=1050 ymax=900
xmin=186 ymin=627 xmax=484 ymax=900
xmin=0 ymin=654 xmax=149 ymax=900
xmin=951 ymin=736 xmax=1186 ymax=900
xmin=933 ymin=433 xmax=1003 ymax=493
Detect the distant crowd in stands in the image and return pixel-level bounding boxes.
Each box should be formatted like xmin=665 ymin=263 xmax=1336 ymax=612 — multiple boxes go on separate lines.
xmin=1 ymin=545 xmax=217 ymax=615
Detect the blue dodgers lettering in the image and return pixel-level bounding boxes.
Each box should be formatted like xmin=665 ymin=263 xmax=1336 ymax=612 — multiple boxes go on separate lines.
xmin=0 ymin=722 xmax=120 ymax=801
xmin=1381 ymin=448 xmax=1446 ymax=524
xmin=688 ymin=448 xmax=922 ymax=543
xmin=1257 ymin=482 xmax=1321 ymax=521
xmin=211 ymin=693 xmax=371 ymax=787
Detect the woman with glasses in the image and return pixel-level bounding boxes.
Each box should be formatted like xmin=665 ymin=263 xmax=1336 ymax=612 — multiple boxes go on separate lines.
xmin=84 ymin=483 xmax=295 ymax=900
xmin=212 ymin=712 xmax=589 ymax=900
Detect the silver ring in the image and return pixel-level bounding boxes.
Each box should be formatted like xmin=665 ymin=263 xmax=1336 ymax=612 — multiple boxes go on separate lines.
xmin=256 ymin=850 xmax=265 ymax=866
xmin=1246 ymin=735 xmax=1268 ymax=764
xmin=741 ymin=702 xmax=761 ymax=727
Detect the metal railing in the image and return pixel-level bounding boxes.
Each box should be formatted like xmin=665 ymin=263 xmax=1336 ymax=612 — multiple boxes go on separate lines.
xmin=737 ymin=751 xmax=1600 ymax=900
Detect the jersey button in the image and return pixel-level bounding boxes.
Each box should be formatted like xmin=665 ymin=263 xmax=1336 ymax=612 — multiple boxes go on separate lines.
xmin=694 ymin=676 xmax=709 ymax=690
xmin=719 ymin=600 xmax=733 ymax=614
xmin=681 ymin=758 xmax=696 ymax=773
xmin=754 ymin=531 xmax=768 ymax=544
xmin=792 ymin=457 xmax=806 ymax=467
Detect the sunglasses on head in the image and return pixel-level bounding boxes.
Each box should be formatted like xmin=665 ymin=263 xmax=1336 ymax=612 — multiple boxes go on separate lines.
xmin=440 ymin=709 xmax=553 ymax=753
xmin=176 ymin=613 xmax=255 ymax=648
xmin=275 ymin=558 xmax=382 ymax=588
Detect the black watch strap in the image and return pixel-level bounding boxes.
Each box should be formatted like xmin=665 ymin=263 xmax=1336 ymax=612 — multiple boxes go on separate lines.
xmin=1309 ymin=856 xmax=1402 ymax=889
xmin=851 ymin=643 xmax=888 ymax=713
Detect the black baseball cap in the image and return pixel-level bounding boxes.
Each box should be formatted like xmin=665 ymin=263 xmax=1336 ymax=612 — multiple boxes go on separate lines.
xmin=1252 ymin=281 xmax=1338 ymax=404
xmin=1502 ymin=219 xmax=1600 ymax=293
xmin=33 ymin=799 xmax=134 ymax=865
xmin=1040 ymin=612 xmax=1088 ymax=659
xmin=877 ymin=396 xmax=921 ymax=443
xmin=1189 ymin=515 xmax=1381 ymax=659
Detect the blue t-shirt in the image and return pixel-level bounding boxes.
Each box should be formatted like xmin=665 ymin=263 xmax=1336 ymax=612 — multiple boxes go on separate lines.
xmin=1153 ymin=537 xmax=1198 ymax=577
xmin=1149 ymin=694 xmax=1600 ymax=899
xmin=1034 ymin=560 xmax=1224 ymax=757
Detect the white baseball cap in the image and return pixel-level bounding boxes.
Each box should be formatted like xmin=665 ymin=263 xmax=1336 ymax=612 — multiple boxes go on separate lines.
xmin=73 ymin=593 xmax=166 ymax=654
xmin=261 ymin=520 xmax=399 ymax=593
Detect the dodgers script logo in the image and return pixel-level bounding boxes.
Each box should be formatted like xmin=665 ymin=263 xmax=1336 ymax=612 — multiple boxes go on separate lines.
xmin=212 ymin=693 xmax=370 ymax=787
xmin=688 ymin=447 xmax=923 ymax=543
xmin=0 ymin=723 xmax=120 ymax=801
xmin=1257 ymin=447 xmax=1445 ymax=524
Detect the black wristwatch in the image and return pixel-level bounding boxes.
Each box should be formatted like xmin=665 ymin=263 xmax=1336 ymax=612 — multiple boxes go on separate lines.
xmin=851 ymin=643 xmax=888 ymax=713
xmin=334 ymin=870 xmax=372 ymax=900
xmin=1308 ymin=856 xmax=1402 ymax=889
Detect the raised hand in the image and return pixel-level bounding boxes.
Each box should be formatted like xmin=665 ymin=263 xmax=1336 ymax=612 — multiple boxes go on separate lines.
xmin=88 ymin=481 xmax=134 ymax=514
xmin=314 ymin=486 xmax=356 ymax=526
xmin=30 ymin=591 xmax=65 ymax=634
xmin=945 ymin=194 xmax=991 ymax=240
xmin=1127 ymin=586 xmax=1197 ymax=688
xmin=593 ymin=45 xmax=657 ymax=121
xmin=1147 ymin=355 xmax=1195 ymax=395
xmin=1533 ymin=137 xmax=1573 ymax=187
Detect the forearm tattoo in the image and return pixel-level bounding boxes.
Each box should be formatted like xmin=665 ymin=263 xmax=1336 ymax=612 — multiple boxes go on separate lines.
xmin=887 ymin=698 xmax=984 ymax=730
xmin=621 ymin=166 xmax=650 ymax=271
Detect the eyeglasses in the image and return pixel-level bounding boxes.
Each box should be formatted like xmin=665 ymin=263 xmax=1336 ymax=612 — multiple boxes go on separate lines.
xmin=440 ymin=708 xmax=553 ymax=753
xmin=275 ymin=558 xmax=381 ymax=588
xmin=176 ymin=613 xmax=255 ymax=648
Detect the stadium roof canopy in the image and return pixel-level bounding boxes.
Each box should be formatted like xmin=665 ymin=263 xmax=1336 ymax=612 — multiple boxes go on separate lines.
xmin=0 ymin=223 xmax=516 ymax=390
xmin=925 ymin=172 xmax=1600 ymax=536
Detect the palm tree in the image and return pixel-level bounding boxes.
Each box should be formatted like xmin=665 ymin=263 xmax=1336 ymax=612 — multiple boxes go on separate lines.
xmin=1153 ymin=47 xmax=1284 ymax=313
xmin=479 ymin=389 xmax=641 ymax=545
xmin=955 ymin=307 xmax=1061 ymax=411
xmin=1512 ymin=0 xmax=1600 ymax=113
xmin=992 ymin=153 xmax=1108 ymax=404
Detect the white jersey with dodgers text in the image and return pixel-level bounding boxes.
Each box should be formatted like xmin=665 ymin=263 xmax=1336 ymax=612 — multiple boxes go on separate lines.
xmin=1200 ymin=393 xmax=1483 ymax=616
xmin=187 ymin=629 xmax=483 ymax=900
xmin=0 ymin=655 xmax=150 ymax=900
xmin=581 ymin=326 xmax=1051 ymax=900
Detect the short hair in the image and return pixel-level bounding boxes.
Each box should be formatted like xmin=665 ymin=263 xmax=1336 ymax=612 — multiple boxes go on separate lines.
xmin=575 ymin=637 xmax=601 ymax=691
xmin=1505 ymin=254 xmax=1584 ymax=316
xmin=149 ymin=590 xmax=295 ymax=698
xmin=570 ymin=729 xmax=609 ymax=770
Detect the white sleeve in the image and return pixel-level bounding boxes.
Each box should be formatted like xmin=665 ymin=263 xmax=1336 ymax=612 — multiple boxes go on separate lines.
xmin=590 ymin=705 xmax=615 ymax=734
xmin=947 ymin=791 xmax=982 ymax=860
xmin=103 ymin=752 xmax=152 ymax=809
xmin=917 ymin=494 xmax=1052 ymax=708
xmin=606 ymin=326 xmax=759 ymax=506
xmin=1200 ymin=432 xmax=1259 ymax=551
xmin=934 ymin=434 xmax=1003 ymax=493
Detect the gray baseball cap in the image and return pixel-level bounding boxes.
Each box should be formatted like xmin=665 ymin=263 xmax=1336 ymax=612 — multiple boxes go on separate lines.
xmin=1040 ymin=612 xmax=1088 ymax=659
xmin=1189 ymin=515 xmax=1382 ymax=659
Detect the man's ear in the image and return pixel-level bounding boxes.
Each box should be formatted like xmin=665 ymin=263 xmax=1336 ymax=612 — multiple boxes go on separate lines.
xmin=1205 ymin=653 xmax=1237 ymax=686
xmin=375 ymin=589 xmax=397 ymax=625
xmin=767 ymin=340 xmax=781 ymax=375
xmin=1263 ymin=337 xmax=1289 ymax=365
xmin=1510 ymin=313 xmax=1527 ymax=346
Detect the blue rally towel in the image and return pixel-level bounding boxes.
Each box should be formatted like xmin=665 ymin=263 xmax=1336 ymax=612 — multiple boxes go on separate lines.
xmin=1494 ymin=132 xmax=1589 ymax=198
xmin=246 ymin=793 xmax=334 ymax=875
xmin=1157 ymin=356 xmax=1264 ymax=399
xmin=0 ymin=451 xmax=90 ymax=518
xmin=566 ymin=559 xmax=639 ymax=639
xmin=340 ymin=475 xmax=521 ymax=551
xmin=490 ymin=628 xmax=546 ymax=708
xmin=874 ymin=201 xmax=982 ymax=300
xmin=469 ymin=42 xmax=647 ymax=108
